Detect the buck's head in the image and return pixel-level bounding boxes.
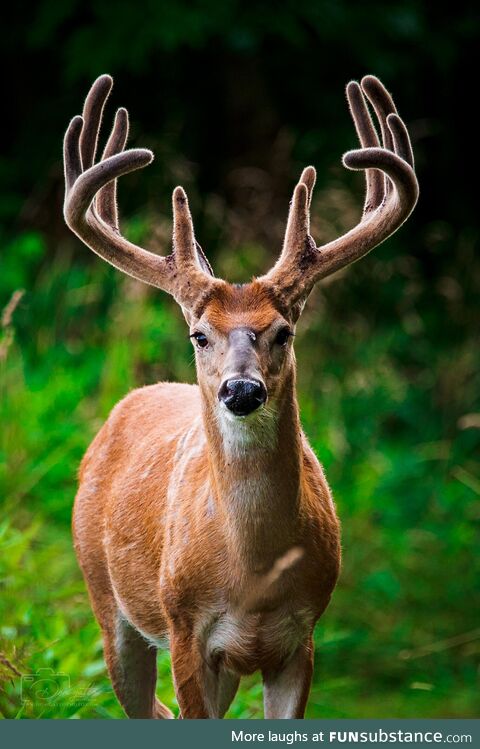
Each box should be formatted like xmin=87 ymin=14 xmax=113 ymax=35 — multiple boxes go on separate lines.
xmin=186 ymin=280 xmax=298 ymax=419
xmin=63 ymin=75 xmax=418 ymax=421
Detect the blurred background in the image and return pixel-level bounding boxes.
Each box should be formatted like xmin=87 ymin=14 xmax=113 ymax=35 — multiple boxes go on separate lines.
xmin=1 ymin=0 xmax=479 ymax=719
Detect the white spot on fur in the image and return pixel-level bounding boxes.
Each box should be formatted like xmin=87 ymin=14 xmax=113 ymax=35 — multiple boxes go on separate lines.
xmin=239 ymin=546 xmax=304 ymax=610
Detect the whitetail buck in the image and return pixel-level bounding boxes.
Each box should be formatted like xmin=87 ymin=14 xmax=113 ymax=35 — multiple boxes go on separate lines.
xmin=64 ymin=74 xmax=418 ymax=719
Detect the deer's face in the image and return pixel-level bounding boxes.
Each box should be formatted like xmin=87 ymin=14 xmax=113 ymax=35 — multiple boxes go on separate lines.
xmin=188 ymin=281 xmax=296 ymax=419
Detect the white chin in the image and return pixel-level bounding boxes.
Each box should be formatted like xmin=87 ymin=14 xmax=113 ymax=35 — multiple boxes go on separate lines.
xmin=216 ymin=401 xmax=278 ymax=454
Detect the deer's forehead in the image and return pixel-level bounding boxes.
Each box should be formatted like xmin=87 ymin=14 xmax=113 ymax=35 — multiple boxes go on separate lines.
xmin=199 ymin=285 xmax=283 ymax=335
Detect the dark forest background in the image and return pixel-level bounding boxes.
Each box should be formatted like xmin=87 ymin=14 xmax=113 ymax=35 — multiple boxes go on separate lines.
xmin=1 ymin=1 xmax=479 ymax=718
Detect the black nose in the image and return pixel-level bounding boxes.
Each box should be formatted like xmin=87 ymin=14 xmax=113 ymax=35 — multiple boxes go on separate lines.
xmin=218 ymin=378 xmax=267 ymax=416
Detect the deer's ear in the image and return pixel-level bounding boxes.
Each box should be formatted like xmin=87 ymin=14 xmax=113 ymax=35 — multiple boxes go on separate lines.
xmin=180 ymin=306 xmax=194 ymax=326
xmin=290 ymin=296 xmax=308 ymax=323
xmin=178 ymin=243 xmax=212 ymax=327
xmin=195 ymin=241 xmax=214 ymax=277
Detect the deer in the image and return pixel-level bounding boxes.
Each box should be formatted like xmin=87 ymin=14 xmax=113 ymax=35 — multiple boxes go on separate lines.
xmin=64 ymin=74 xmax=418 ymax=719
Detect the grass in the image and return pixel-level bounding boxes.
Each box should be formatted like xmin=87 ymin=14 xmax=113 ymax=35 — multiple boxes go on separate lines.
xmin=0 ymin=229 xmax=478 ymax=718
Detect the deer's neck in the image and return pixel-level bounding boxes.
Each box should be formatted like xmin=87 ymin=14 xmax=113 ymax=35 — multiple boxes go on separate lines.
xmin=201 ymin=372 xmax=303 ymax=572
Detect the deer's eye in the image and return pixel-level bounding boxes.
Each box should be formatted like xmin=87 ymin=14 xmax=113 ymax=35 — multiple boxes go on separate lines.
xmin=191 ymin=332 xmax=209 ymax=349
xmin=274 ymin=327 xmax=293 ymax=347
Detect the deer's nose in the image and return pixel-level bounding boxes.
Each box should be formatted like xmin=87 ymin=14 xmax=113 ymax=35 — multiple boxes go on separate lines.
xmin=218 ymin=378 xmax=267 ymax=416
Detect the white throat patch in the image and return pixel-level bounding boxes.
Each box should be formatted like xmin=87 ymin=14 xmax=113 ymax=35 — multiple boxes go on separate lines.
xmin=216 ymin=401 xmax=278 ymax=457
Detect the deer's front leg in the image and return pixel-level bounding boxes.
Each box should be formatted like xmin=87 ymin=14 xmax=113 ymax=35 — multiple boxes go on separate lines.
xmin=170 ymin=626 xmax=240 ymax=718
xmin=170 ymin=628 xmax=210 ymax=718
xmin=262 ymin=636 xmax=314 ymax=718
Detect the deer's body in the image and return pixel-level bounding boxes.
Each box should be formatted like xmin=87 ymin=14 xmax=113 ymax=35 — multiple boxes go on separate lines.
xmin=75 ymin=378 xmax=339 ymax=703
xmin=74 ymin=293 xmax=339 ymax=718
xmin=64 ymin=74 xmax=418 ymax=718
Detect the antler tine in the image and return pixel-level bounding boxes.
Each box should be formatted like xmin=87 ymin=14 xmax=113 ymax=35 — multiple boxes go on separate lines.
xmin=63 ymin=75 xmax=216 ymax=308
xmin=272 ymin=166 xmax=315 ymax=279
xmin=283 ymin=182 xmax=310 ymax=255
xmin=80 ymin=74 xmax=113 ymax=170
xmin=387 ymin=112 xmax=414 ymax=168
xmin=299 ymin=166 xmax=316 ymax=209
xmin=262 ymin=76 xmax=419 ymax=307
xmin=96 ymin=107 xmax=129 ymax=229
xmin=64 ymin=116 xmax=84 ymax=193
xmin=346 ymin=81 xmax=384 ymax=212
xmin=360 ymin=75 xmax=398 ymax=198
xmin=361 ymin=75 xmax=396 ymax=153
xmin=263 ymin=166 xmax=316 ymax=306
xmin=171 ymin=186 xmax=216 ymax=282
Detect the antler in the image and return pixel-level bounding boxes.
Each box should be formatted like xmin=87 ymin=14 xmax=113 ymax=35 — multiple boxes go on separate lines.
xmin=261 ymin=76 xmax=419 ymax=306
xmin=63 ymin=75 xmax=216 ymax=309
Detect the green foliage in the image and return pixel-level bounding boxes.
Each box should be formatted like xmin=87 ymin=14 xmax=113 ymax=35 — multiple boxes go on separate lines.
xmin=0 ymin=225 xmax=478 ymax=718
